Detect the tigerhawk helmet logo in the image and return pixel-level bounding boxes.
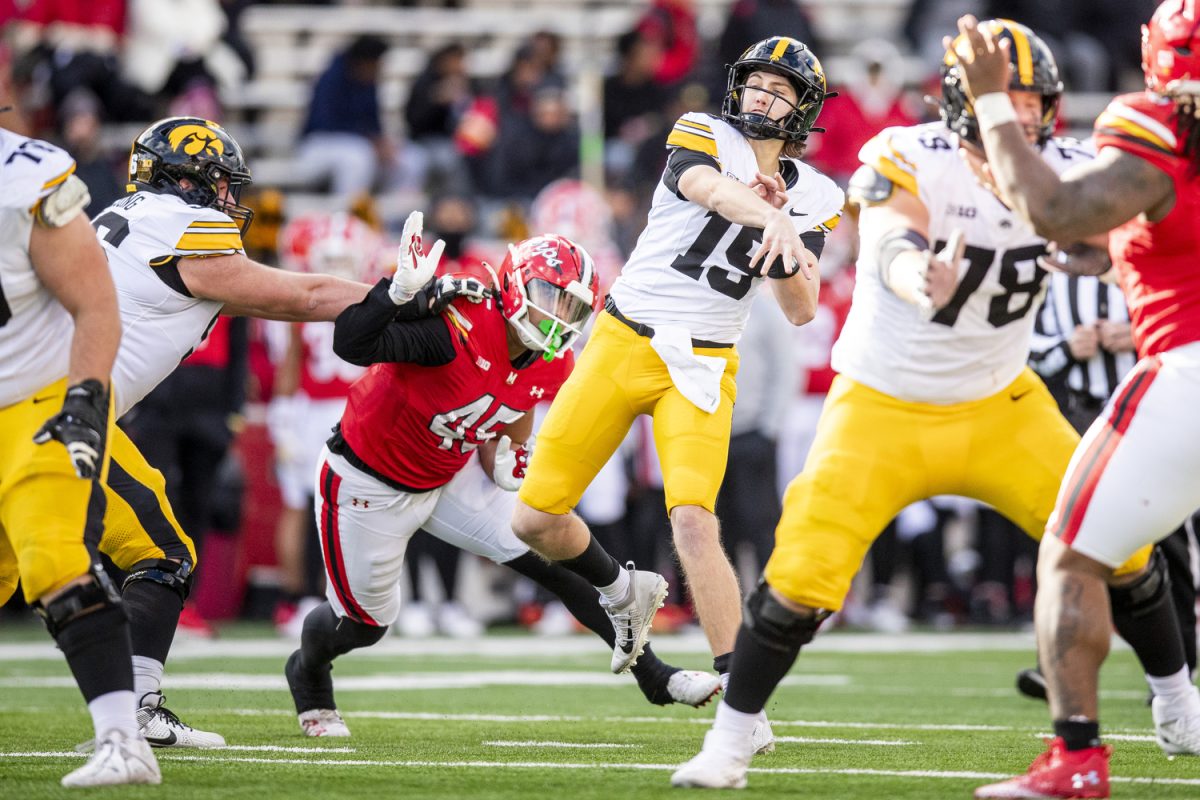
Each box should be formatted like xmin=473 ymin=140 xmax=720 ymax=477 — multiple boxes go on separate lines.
xmin=167 ymin=124 xmax=225 ymax=157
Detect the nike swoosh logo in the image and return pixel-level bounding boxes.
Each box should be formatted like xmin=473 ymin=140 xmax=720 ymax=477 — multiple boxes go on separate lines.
xmin=787 ymin=209 xmax=807 ymax=217
xmin=145 ymin=731 xmax=177 ymax=746
xmin=1010 ymin=389 xmax=1033 ymax=402
xmin=32 ymin=395 xmax=55 ymax=404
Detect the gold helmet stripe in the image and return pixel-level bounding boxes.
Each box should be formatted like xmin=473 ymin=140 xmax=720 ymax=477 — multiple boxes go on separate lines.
xmin=996 ymin=19 xmax=1035 ymax=86
xmin=770 ymin=37 xmax=793 ymax=61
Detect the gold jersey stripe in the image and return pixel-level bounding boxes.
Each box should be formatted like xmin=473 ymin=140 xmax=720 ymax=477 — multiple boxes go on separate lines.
xmin=998 ymin=19 xmax=1034 ymax=85
xmin=666 ymin=129 xmax=719 ymax=158
xmin=818 ymin=212 xmax=843 ymax=232
xmin=176 ymin=232 xmax=243 ymax=252
xmin=872 ymin=156 xmax=918 ymax=197
xmin=187 ymin=220 xmax=240 ymax=229
xmin=674 ymin=119 xmax=714 ymax=136
xmin=41 ymin=162 xmax=76 ymax=191
xmin=1096 ymin=112 xmax=1174 ymax=153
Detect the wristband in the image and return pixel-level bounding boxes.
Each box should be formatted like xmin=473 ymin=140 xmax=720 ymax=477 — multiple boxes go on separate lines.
xmin=972 ymin=92 xmax=1018 ymax=132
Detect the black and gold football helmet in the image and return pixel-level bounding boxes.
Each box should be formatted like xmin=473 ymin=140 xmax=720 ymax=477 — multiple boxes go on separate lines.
xmin=941 ymin=19 xmax=1063 ymax=147
xmin=128 ymin=117 xmax=255 ymax=233
xmin=721 ymin=36 xmax=833 ymax=143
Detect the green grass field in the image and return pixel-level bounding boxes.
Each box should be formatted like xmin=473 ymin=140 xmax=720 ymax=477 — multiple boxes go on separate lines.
xmin=2 ymin=624 xmax=1199 ymax=799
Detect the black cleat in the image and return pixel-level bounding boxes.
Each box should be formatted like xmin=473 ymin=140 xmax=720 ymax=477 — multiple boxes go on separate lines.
xmin=1016 ymin=667 xmax=1048 ymax=702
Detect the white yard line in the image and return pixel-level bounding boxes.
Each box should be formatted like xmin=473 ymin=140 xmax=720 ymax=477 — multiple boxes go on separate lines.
xmin=483 ymin=741 xmax=636 ymax=749
xmin=1 ymin=751 xmax=1197 ymax=787
xmin=774 ymin=736 xmax=917 ymax=746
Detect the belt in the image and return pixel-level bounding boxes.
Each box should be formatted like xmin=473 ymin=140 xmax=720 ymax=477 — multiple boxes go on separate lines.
xmin=327 ymin=425 xmax=439 ymax=494
xmin=604 ymin=297 xmax=734 ymax=349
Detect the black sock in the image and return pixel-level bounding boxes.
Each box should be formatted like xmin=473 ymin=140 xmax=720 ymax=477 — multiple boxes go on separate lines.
xmin=713 ymin=652 xmax=731 ymax=675
xmin=123 ymin=581 xmax=183 ymax=664
xmin=631 ymin=644 xmax=677 ymax=705
xmin=55 ymin=605 xmax=135 ymax=702
xmin=723 ymin=623 xmax=803 ymax=714
xmin=559 ymin=534 xmax=622 ymax=588
xmin=299 ymin=601 xmax=387 ymax=671
xmin=1054 ymin=719 xmax=1102 ymax=750
xmin=1110 ymin=570 xmax=1187 ymax=678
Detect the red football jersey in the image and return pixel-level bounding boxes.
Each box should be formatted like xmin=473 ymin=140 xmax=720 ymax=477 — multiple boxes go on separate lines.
xmin=339 ymin=298 xmax=572 ymax=490
xmin=1094 ymin=92 xmax=1200 ymax=357
xmin=298 ymin=321 xmax=364 ymax=400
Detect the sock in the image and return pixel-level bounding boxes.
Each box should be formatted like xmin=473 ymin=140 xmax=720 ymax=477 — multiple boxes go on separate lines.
xmin=597 ymin=569 xmax=631 ymax=607
xmin=713 ymin=652 xmax=731 ymax=676
xmin=1147 ymin=665 xmax=1199 ymax=710
xmin=132 ymin=655 xmax=164 ymax=703
xmin=54 ymin=604 xmax=135 ymax=702
xmin=723 ymin=622 xmax=803 ymax=715
xmin=559 ymin=534 xmax=622 ymax=590
xmin=711 ymin=699 xmax=759 ymax=738
xmin=88 ymin=690 xmax=139 ymax=739
xmin=300 ymin=601 xmax=387 ymax=671
xmin=1110 ymin=561 xmax=1187 ymax=678
xmin=630 ymin=645 xmax=676 ymax=705
xmin=123 ymin=580 xmax=183 ymax=664
xmin=1054 ymin=718 xmax=1102 ymax=751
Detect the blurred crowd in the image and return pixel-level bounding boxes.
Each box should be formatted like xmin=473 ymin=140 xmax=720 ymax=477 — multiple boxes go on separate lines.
xmin=0 ymin=0 xmax=1165 ymax=638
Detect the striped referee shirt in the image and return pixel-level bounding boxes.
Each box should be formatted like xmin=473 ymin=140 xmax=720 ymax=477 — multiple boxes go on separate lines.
xmin=1030 ymin=272 xmax=1136 ymax=402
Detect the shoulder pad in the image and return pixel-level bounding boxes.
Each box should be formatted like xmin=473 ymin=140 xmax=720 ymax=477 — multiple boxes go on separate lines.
xmin=174 ymin=206 xmax=244 ymax=257
xmin=666 ymin=113 xmax=719 ymax=160
xmin=35 ymin=174 xmax=91 ymax=228
xmin=847 ymin=164 xmax=894 ymax=206
xmin=0 ymin=134 xmax=77 ymax=212
xmin=1095 ymin=93 xmax=1180 ymax=159
xmin=858 ymin=127 xmax=925 ymax=198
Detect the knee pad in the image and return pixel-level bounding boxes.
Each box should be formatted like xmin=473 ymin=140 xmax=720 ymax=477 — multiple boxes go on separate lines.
xmin=34 ymin=568 xmax=124 ymax=637
xmin=122 ymin=558 xmax=195 ymax=603
xmin=1109 ymin=548 xmax=1170 ymax=619
xmin=743 ymin=579 xmax=828 ymax=654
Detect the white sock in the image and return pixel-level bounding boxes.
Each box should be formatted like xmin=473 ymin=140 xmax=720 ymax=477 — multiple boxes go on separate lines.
xmin=132 ymin=656 xmax=164 ymax=704
xmin=598 ymin=569 xmax=631 ymax=606
xmin=1148 ymin=665 xmax=1199 ymax=710
xmin=88 ymin=690 xmax=139 ymax=739
xmin=712 ymin=700 xmax=759 ymax=738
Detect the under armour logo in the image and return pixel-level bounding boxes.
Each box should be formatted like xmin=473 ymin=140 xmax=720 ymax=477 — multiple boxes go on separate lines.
xmin=529 ymin=386 xmax=545 ymax=399
xmin=351 ymin=498 xmax=370 ymax=508
xmin=1071 ymin=771 xmax=1101 ymax=789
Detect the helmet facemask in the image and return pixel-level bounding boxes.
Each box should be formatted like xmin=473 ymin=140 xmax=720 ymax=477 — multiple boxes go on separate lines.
xmin=508 ymin=274 xmax=594 ymax=362
xmin=498 ymin=237 xmax=599 ymax=362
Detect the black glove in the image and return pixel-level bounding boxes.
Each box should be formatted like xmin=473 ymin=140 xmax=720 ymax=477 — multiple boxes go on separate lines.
xmin=428 ymin=274 xmax=494 ymax=314
xmin=33 ymin=379 xmax=109 ymax=479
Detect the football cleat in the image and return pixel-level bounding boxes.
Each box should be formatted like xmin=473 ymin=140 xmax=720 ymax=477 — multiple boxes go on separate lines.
xmin=137 ymin=692 xmax=226 ymax=748
xmin=974 ymin=737 xmax=1110 ymax=799
xmin=298 ymin=708 xmax=351 ymax=738
xmin=436 ymin=601 xmax=484 ymax=638
xmin=670 ymin=728 xmax=755 ymax=789
xmin=1016 ymin=667 xmax=1049 ymax=702
xmin=666 ymin=670 xmax=722 ymax=708
xmin=1152 ymin=693 xmax=1200 ymax=755
xmin=601 ymin=562 xmax=667 ymax=674
xmin=752 ymin=711 xmax=776 ymax=755
xmin=61 ymin=729 xmax=161 ymax=788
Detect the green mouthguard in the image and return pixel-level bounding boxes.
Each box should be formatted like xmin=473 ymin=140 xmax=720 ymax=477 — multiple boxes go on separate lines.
xmin=538 ymin=318 xmax=564 ymax=362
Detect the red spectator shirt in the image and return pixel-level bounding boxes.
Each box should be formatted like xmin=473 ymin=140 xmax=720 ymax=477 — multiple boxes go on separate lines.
xmin=1095 ymin=92 xmax=1200 ymax=357
xmin=339 ymin=298 xmax=572 ymax=490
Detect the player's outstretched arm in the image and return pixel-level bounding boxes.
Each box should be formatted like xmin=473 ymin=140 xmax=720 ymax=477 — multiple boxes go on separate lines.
xmin=179 ymin=252 xmax=372 ymax=322
xmin=29 ymin=213 xmax=120 ymax=388
xmin=951 ymin=14 xmax=1172 ymax=242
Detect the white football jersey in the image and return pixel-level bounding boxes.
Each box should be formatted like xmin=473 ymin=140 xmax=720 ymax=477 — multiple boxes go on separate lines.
xmin=96 ymin=191 xmax=243 ymax=416
xmin=832 ymin=122 xmax=1093 ymax=404
xmin=608 ymin=112 xmax=844 ymax=344
xmin=0 ymin=130 xmax=80 ymax=407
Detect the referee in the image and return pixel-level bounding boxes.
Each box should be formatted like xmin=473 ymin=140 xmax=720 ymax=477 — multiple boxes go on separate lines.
xmin=1020 ymin=268 xmax=1199 ymax=699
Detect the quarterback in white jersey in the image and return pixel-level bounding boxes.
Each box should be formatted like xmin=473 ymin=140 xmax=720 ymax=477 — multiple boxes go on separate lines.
xmin=515 ymin=36 xmax=839 ymax=760
xmin=673 ymin=20 xmax=1192 ymax=791
xmin=0 ymin=128 xmax=160 ymax=787
xmin=81 ymin=117 xmax=372 ymax=751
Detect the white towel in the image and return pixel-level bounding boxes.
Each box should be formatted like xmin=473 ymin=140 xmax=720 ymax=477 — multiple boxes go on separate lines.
xmin=649 ymin=325 xmax=727 ymax=414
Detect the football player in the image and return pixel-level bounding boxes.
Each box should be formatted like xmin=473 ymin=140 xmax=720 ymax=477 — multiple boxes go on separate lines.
xmin=673 ymin=20 xmax=1200 ymax=790
xmin=510 ymin=37 xmax=843 ymax=753
xmin=0 ymin=128 xmax=158 ymax=786
xmin=952 ymin=5 xmax=1200 ymax=797
xmin=77 ymin=117 xmax=372 ymax=749
xmin=284 ymin=217 xmax=722 ymax=737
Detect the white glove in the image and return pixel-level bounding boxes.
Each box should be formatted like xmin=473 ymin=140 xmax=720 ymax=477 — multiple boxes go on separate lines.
xmin=493 ymin=434 xmax=533 ymax=492
xmin=389 ymin=211 xmax=445 ymax=305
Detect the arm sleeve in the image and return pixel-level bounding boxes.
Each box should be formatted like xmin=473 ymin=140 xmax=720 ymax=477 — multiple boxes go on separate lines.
xmin=333 ymin=278 xmax=456 ymax=366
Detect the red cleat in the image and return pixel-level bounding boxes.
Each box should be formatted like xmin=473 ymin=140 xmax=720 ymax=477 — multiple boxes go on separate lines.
xmin=975 ymin=737 xmax=1110 ymax=798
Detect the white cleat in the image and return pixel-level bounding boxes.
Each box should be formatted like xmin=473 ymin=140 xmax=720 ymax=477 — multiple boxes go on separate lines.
xmin=1153 ymin=693 xmax=1200 ymax=755
xmin=752 ymin=712 xmax=775 ymax=755
xmin=298 ymin=708 xmax=351 ymax=737
xmin=603 ymin=562 xmax=668 ymax=674
xmin=667 ymin=670 xmax=722 ymax=708
xmin=137 ymin=692 xmax=226 ymax=748
xmin=61 ymin=729 xmax=161 ymax=788
xmin=436 ymin=601 xmax=484 ymax=638
xmin=671 ymin=728 xmax=754 ymax=789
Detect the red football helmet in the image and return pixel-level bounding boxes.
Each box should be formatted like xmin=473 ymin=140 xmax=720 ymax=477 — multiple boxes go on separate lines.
xmin=1143 ymin=0 xmax=1200 ymax=96
xmin=497 ymin=234 xmax=600 ymax=360
xmin=278 ymin=212 xmax=382 ymax=281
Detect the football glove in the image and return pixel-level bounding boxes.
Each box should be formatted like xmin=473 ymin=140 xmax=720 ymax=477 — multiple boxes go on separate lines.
xmin=493 ymin=435 xmax=533 ymax=492
xmin=428 ymin=274 xmax=493 ymax=314
xmin=33 ymin=379 xmax=109 ymax=479
xmin=389 ymin=211 xmax=446 ymax=305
